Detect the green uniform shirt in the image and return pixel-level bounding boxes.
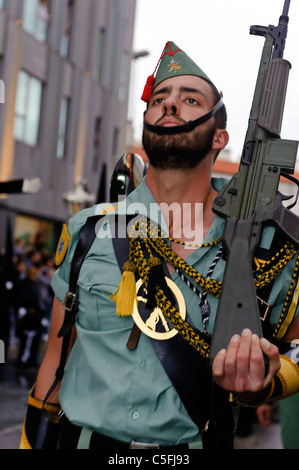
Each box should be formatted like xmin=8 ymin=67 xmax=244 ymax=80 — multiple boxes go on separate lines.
xmin=52 ymin=178 xmax=298 ymax=445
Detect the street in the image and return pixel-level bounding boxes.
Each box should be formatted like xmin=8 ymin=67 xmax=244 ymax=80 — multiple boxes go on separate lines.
xmin=0 ymin=339 xmax=41 ymax=449
xmin=0 ymin=340 xmax=283 ymax=450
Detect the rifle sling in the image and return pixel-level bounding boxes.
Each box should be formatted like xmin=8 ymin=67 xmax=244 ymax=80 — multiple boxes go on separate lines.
xmin=110 ymin=215 xmax=214 ymax=431
xmin=44 ymin=216 xmax=105 ymax=405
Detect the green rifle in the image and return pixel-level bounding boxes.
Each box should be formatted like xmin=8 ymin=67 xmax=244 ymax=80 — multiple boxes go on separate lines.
xmin=209 ymin=0 xmax=299 ymax=361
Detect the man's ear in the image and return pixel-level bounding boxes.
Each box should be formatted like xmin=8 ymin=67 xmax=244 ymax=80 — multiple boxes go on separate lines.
xmin=212 ymin=129 xmax=229 ymax=151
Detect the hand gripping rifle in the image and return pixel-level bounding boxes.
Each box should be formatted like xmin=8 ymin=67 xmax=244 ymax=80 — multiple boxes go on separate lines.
xmin=209 ymin=0 xmax=299 ymax=362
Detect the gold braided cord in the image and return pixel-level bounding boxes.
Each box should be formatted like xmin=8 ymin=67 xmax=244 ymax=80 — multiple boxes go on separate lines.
xmin=169 ymin=234 xmax=223 ymax=248
xmin=155 ymin=289 xmax=210 ymax=357
xmin=128 ymin=236 xmax=211 ymax=356
xmin=147 ymin=236 xmax=222 ymax=296
xmin=253 ymin=242 xmax=297 ymax=290
xmin=128 ymin=218 xmax=297 ymax=297
xmin=129 ymin=216 xmax=222 ymax=248
xmin=273 ymin=252 xmax=299 ymax=340
xmin=148 ymin=235 xmax=297 ymax=296
xmin=127 ymin=218 xmax=298 ymax=355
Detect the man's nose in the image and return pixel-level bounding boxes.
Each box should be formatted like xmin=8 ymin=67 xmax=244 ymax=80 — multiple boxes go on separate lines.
xmin=163 ymin=94 xmax=180 ymax=115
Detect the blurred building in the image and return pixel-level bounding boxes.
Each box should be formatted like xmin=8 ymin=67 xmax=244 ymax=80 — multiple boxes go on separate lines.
xmin=0 ymin=0 xmax=136 ymax=252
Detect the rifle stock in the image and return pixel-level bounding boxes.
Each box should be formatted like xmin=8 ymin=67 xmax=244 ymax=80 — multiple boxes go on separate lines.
xmin=209 ymin=0 xmax=299 ymax=362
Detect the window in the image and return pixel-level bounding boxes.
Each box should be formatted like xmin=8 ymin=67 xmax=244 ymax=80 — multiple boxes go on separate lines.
xmin=56 ymin=98 xmax=69 ymax=158
xmin=0 ymin=0 xmax=5 ymax=11
xmin=92 ymin=117 xmax=101 ymax=170
xmin=93 ymin=29 xmax=105 ymax=82
xmin=60 ymin=0 xmax=74 ymax=58
xmin=14 ymin=70 xmax=43 ymax=147
xmin=22 ymin=0 xmax=51 ymax=43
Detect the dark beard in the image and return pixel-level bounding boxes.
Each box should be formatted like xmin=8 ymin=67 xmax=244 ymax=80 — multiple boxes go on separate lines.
xmin=142 ymin=122 xmax=216 ymax=170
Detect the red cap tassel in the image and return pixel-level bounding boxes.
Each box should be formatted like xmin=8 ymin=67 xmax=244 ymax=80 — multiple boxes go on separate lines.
xmin=141 ymin=43 xmax=168 ymax=102
xmin=141 ymin=74 xmax=155 ymax=102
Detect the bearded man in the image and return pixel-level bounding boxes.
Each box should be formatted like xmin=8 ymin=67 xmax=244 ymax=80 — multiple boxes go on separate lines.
xmin=20 ymin=42 xmax=299 ymax=450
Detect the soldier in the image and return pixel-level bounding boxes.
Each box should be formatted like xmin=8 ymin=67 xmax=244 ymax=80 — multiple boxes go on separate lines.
xmin=21 ymin=42 xmax=299 ymax=449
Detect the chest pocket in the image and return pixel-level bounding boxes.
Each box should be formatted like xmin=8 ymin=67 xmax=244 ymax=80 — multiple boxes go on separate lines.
xmin=76 ymin=252 xmax=133 ymax=332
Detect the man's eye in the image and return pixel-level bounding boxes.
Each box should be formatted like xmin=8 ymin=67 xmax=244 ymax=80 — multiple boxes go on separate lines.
xmin=153 ymin=97 xmax=164 ymax=105
xmin=186 ymin=97 xmax=199 ymax=105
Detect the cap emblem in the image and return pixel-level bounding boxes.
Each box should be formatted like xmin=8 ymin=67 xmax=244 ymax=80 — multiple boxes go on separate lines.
xmin=168 ymin=59 xmax=182 ymax=73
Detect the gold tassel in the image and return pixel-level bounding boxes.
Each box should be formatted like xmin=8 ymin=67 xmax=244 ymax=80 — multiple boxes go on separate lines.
xmin=112 ymin=261 xmax=137 ymax=317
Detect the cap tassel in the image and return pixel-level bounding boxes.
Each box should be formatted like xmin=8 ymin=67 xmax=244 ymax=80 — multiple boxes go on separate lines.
xmin=112 ymin=261 xmax=137 ymax=317
xmin=141 ymin=74 xmax=155 ymax=102
xmin=141 ymin=43 xmax=169 ymax=103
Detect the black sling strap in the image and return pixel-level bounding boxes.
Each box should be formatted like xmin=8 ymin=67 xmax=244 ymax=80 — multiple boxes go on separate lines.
xmin=58 ymin=215 xmax=105 ymax=338
xmin=110 ymin=214 xmax=217 ymax=432
xmin=44 ymin=215 xmax=105 ymax=405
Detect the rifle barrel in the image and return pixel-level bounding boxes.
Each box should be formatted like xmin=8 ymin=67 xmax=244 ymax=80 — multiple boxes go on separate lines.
xmin=282 ymin=0 xmax=291 ymax=17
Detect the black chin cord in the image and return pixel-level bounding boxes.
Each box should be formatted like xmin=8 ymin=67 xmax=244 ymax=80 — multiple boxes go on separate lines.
xmin=143 ymin=98 xmax=224 ymax=135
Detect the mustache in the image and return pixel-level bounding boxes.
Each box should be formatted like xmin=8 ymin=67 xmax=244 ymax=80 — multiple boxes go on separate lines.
xmin=154 ymin=112 xmax=187 ymax=126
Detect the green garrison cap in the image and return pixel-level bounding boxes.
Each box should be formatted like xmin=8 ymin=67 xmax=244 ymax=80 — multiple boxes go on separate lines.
xmin=141 ymin=41 xmax=213 ymax=102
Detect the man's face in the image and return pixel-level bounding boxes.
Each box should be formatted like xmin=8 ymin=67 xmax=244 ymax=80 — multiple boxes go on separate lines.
xmin=142 ymin=75 xmax=216 ymax=170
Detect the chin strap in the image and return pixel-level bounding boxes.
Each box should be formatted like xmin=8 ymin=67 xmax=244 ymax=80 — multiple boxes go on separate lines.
xmin=143 ymin=98 xmax=224 ymax=135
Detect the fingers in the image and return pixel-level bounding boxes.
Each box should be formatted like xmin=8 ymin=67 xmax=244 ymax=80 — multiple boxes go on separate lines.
xmin=235 ymin=329 xmax=254 ymax=390
xmin=212 ymin=348 xmax=227 ymax=380
xmin=223 ymin=333 xmax=241 ymax=384
xmin=246 ymin=332 xmax=265 ymax=389
xmin=212 ymin=329 xmax=279 ymax=394
xmin=260 ymin=337 xmax=281 ymax=387
xmin=212 ymin=333 xmax=241 ymax=386
xmin=212 ymin=333 xmax=240 ymax=390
